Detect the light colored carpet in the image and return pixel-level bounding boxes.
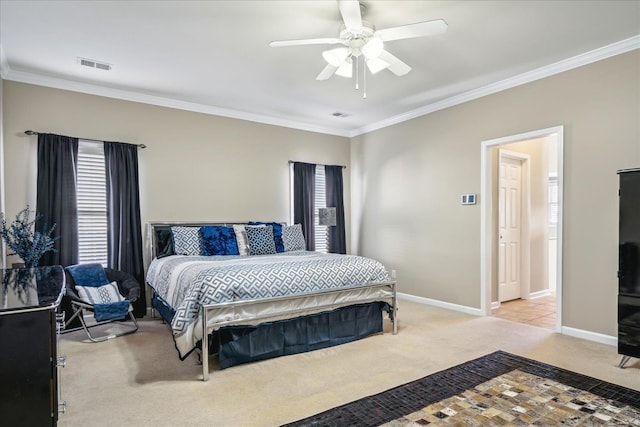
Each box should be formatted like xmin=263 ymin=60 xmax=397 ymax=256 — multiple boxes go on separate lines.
xmin=57 ymin=300 xmax=639 ymax=426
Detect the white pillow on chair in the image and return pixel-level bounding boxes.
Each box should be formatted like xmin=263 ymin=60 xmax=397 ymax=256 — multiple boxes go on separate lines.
xmin=76 ymin=281 xmax=125 ymax=305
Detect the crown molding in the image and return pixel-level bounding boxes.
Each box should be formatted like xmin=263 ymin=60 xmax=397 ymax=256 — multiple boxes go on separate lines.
xmin=0 ymin=44 xmax=10 ymax=79
xmin=349 ymin=35 xmax=640 ymax=137
xmin=2 ymin=67 xmax=351 ymax=138
xmin=2 ymin=36 xmax=638 ymax=139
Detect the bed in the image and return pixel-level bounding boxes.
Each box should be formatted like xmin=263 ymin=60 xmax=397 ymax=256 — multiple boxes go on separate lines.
xmin=146 ymin=221 xmax=398 ymax=381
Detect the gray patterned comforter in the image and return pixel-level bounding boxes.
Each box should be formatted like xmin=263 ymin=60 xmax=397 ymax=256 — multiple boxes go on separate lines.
xmin=146 ymin=251 xmax=390 ymax=358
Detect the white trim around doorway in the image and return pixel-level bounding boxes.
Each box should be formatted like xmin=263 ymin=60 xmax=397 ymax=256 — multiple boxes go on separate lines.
xmin=480 ymin=126 xmax=564 ymax=333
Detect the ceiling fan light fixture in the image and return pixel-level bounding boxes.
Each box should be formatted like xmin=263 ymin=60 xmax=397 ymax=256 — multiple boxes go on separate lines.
xmin=366 ymin=57 xmax=390 ymax=74
xmin=322 ymin=47 xmax=350 ymax=67
xmin=362 ymin=36 xmax=384 ymax=59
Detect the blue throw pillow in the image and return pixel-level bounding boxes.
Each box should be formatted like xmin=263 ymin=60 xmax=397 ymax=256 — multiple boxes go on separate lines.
xmin=245 ymin=225 xmax=277 ymax=255
xmin=248 ymin=221 xmax=284 ymax=253
xmin=200 ymin=226 xmax=240 ymax=256
xmin=66 ymin=263 xmax=109 ymax=287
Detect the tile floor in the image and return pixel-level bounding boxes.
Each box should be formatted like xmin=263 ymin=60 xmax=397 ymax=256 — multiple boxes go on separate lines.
xmin=492 ymin=295 xmax=557 ymax=330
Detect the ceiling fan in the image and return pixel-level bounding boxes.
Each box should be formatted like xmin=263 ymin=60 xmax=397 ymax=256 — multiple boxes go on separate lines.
xmin=269 ymin=0 xmax=447 ymax=94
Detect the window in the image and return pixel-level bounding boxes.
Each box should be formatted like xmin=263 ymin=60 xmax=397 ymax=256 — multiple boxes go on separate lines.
xmin=314 ymin=165 xmax=327 ymax=253
xmin=289 ymin=163 xmax=329 ymax=253
xmin=77 ymin=140 xmax=108 ymax=266
xmin=548 ymin=175 xmax=558 ymax=226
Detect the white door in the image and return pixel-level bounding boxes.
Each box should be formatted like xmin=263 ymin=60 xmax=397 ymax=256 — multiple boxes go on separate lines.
xmin=498 ymin=155 xmax=523 ymax=302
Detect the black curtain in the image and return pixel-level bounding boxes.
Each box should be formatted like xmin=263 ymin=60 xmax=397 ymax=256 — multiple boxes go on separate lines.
xmin=104 ymin=142 xmax=146 ymax=317
xmin=293 ymin=162 xmax=316 ymax=251
xmin=325 ymin=165 xmax=346 ymax=254
xmin=36 ymin=133 xmax=79 ymax=267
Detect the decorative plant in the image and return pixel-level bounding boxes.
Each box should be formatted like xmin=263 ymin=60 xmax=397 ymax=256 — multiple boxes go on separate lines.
xmin=0 ymin=207 xmax=58 ymax=268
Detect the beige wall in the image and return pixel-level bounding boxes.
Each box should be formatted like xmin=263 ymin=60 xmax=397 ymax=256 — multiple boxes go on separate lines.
xmin=351 ymin=50 xmax=640 ymax=336
xmin=1 ymin=81 xmax=351 ymax=266
xmin=2 ymin=50 xmax=639 ymax=338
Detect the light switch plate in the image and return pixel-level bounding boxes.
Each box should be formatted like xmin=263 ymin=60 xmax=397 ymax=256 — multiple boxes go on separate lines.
xmin=461 ymin=194 xmax=477 ymax=205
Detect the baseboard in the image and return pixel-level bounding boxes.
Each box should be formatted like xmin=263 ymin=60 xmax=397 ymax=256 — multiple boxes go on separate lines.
xmin=528 ymin=289 xmax=553 ymax=299
xmin=561 ymin=326 xmax=617 ymax=347
xmin=397 ymin=292 xmax=484 ymax=316
xmin=491 ymin=301 xmax=500 ymax=310
xmin=400 ymin=292 xmax=617 ymax=347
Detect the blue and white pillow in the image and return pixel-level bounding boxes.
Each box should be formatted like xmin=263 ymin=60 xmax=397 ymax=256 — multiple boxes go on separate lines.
xmin=246 ymin=225 xmax=277 ymax=255
xmin=283 ymin=224 xmax=306 ymax=251
xmin=76 ymin=281 xmax=125 ymax=305
xmin=248 ymin=221 xmax=285 ymax=253
xmin=171 ymin=226 xmax=203 ymax=256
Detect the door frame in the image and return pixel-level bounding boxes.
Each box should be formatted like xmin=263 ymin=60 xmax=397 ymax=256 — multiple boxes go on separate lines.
xmin=480 ymin=126 xmax=564 ymax=332
xmin=498 ymin=149 xmax=531 ymax=303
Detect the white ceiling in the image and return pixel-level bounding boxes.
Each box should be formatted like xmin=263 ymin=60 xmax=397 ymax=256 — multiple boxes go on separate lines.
xmin=1 ymin=1 xmax=639 ymax=137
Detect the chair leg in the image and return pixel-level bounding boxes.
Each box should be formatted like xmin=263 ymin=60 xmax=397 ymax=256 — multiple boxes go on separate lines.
xmin=64 ymin=305 xmax=84 ymax=331
xmin=74 ymin=305 xmax=139 ymax=343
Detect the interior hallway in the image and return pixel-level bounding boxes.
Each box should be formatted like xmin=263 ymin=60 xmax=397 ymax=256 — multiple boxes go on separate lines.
xmin=492 ymin=296 xmax=556 ymax=330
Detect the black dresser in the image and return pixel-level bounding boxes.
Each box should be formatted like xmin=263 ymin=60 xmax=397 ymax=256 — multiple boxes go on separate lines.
xmin=618 ymin=168 xmax=640 ymax=368
xmin=0 ymin=266 xmax=66 ymax=426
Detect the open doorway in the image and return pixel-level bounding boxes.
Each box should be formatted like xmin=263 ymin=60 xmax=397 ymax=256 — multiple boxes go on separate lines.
xmin=481 ymin=126 xmax=563 ymax=332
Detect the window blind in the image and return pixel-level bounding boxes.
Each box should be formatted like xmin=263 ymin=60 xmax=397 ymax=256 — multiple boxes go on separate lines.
xmin=314 ymin=165 xmax=328 ymax=253
xmin=548 ymin=177 xmax=559 ymax=225
xmin=77 ymin=140 xmax=108 ymax=266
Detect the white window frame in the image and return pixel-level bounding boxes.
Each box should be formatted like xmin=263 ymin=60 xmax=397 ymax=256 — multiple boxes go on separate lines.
xmin=77 ymin=140 xmax=108 ymax=266
xmin=314 ymin=165 xmax=328 ymax=253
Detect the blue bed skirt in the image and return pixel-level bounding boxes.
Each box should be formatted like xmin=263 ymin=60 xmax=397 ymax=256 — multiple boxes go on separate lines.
xmin=152 ymin=293 xmax=388 ymax=369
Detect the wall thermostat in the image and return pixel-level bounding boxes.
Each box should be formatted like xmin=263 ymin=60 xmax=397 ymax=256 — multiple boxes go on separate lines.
xmin=461 ymin=194 xmax=477 ymax=205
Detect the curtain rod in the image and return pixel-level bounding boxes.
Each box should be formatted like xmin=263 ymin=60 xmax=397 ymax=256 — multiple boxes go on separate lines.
xmin=288 ymin=160 xmax=346 ymax=169
xmin=24 ymin=130 xmax=146 ymax=149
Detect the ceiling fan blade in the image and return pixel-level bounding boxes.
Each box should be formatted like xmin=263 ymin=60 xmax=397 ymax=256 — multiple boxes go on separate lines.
xmin=335 ymin=59 xmax=353 ymax=78
xmin=316 ymin=64 xmax=339 ymax=80
xmin=269 ymin=38 xmax=342 ymax=47
xmin=366 ymin=57 xmax=390 ymax=75
xmin=376 ymin=19 xmax=448 ymax=42
xmin=338 ymin=0 xmax=363 ymax=30
xmin=378 ymin=50 xmax=412 ymax=76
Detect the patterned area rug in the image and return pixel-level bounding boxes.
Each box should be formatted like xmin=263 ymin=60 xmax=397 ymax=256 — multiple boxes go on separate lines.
xmin=284 ymin=351 xmax=640 ymax=426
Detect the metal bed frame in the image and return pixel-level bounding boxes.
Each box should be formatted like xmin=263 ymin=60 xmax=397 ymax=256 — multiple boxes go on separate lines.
xmin=147 ymin=221 xmax=398 ymax=381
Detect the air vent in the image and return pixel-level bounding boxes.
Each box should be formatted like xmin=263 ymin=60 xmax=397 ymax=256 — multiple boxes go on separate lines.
xmin=332 ymin=112 xmax=351 ymax=118
xmin=78 ymin=57 xmax=112 ymax=71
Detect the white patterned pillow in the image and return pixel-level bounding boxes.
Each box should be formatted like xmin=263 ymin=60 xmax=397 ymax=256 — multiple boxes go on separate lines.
xmin=233 ymin=224 xmax=251 ymax=256
xmin=283 ymin=224 xmax=306 ymax=251
xmin=76 ymin=281 xmax=125 ymax=305
xmin=245 ymin=225 xmax=277 ymax=255
xmin=171 ymin=226 xmax=203 ymax=255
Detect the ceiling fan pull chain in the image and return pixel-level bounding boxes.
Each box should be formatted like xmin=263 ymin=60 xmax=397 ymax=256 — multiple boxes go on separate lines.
xmin=363 ymin=61 xmax=367 ymax=99
xmin=355 ymin=56 xmax=359 ymax=90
